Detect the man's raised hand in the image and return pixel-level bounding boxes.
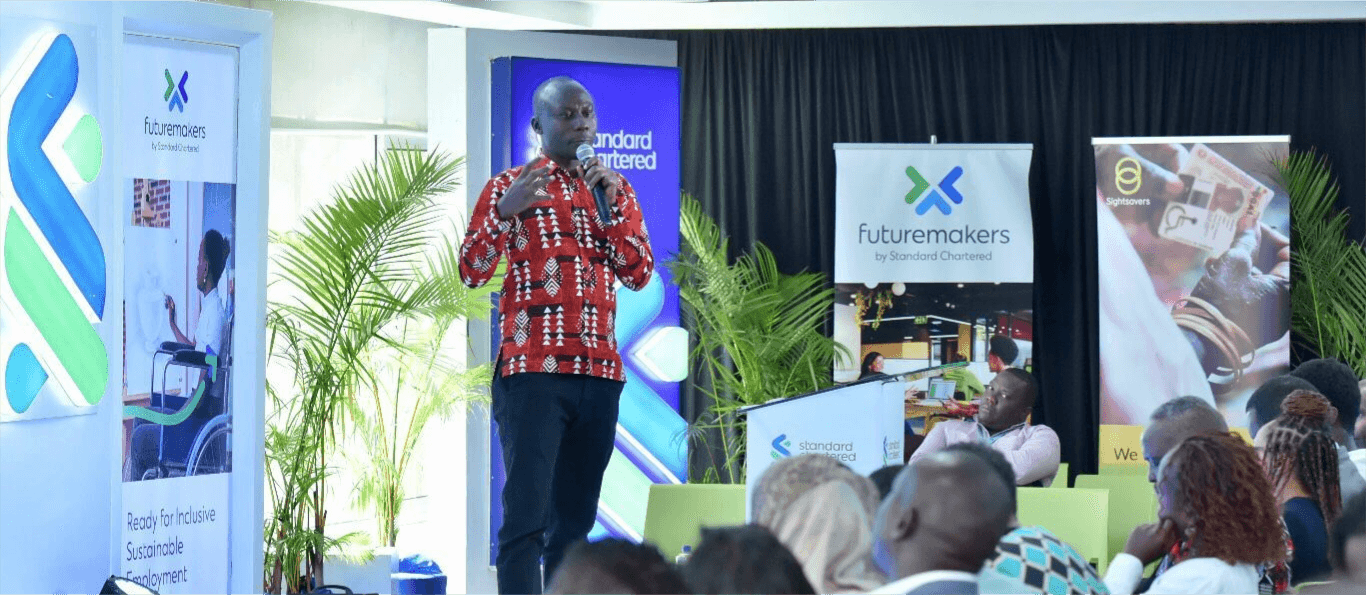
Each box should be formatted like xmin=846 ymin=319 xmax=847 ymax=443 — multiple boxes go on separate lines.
xmin=497 ymin=159 xmax=551 ymax=219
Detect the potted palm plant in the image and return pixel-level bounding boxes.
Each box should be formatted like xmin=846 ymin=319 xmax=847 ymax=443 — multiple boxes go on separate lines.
xmin=1276 ymin=150 xmax=1366 ymax=376
xmin=347 ymin=319 xmax=490 ymax=551
xmin=669 ymin=195 xmax=850 ymax=484
xmin=263 ymin=146 xmax=490 ymax=593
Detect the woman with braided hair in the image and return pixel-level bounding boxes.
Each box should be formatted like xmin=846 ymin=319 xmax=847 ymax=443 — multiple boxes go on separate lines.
xmin=1104 ymin=432 xmax=1285 ymax=594
xmin=1254 ymin=390 xmax=1343 ymax=584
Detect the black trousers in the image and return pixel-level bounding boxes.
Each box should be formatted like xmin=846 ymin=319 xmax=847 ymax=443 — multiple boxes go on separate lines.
xmin=492 ymin=370 xmax=623 ymax=595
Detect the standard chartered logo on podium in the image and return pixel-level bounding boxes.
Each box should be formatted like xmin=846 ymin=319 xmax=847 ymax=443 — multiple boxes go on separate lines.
xmin=771 ymin=434 xmax=792 ymax=459
xmin=1 ymin=32 xmax=108 ymax=420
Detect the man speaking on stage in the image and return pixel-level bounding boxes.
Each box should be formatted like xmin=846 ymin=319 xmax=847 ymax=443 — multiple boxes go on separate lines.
xmin=458 ymin=75 xmax=655 ymax=594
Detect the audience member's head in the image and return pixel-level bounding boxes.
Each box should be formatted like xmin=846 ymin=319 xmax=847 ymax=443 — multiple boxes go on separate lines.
xmin=988 ymin=336 xmax=1019 ymax=373
xmin=681 ymin=525 xmax=816 ymax=595
xmin=869 ymin=465 xmax=903 ymax=501
xmin=1255 ymin=390 xmax=1344 ymax=525
xmin=978 ymin=368 xmax=1037 ymax=433
xmin=1357 ymin=379 xmax=1366 ymax=446
xmin=1246 ymin=375 xmax=1318 ymax=439
xmin=1330 ymin=491 xmax=1366 ymax=580
xmin=861 ymin=351 xmax=885 ymax=378
xmin=752 ymin=454 xmax=885 ymax=593
xmin=1291 ymin=358 xmax=1362 ymax=446
xmin=873 ymin=450 xmax=1013 ymax=581
xmin=1156 ymin=432 xmax=1285 ymax=565
xmin=1144 ymin=396 xmax=1229 ymax=483
xmin=545 ymin=538 xmax=690 ymax=595
xmin=944 ymin=442 xmax=1018 ymax=516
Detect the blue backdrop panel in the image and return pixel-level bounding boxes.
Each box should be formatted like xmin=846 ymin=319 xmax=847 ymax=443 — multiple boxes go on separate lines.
xmin=487 ymin=57 xmax=684 ymax=564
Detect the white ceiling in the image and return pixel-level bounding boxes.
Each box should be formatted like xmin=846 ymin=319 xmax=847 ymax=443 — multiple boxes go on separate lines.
xmin=309 ymin=1 xmax=1366 ymax=30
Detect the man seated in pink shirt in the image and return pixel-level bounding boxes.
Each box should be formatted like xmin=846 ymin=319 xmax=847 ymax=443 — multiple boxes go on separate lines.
xmin=907 ymin=368 xmax=1061 ymax=486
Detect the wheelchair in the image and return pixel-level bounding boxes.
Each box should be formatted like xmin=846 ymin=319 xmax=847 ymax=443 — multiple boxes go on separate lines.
xmin=125 ymin=316 xmax=233 ymax=481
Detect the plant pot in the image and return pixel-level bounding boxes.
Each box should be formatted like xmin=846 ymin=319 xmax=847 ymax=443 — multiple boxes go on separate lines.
xmin=324 ymin=546 xmax=397 ymax=595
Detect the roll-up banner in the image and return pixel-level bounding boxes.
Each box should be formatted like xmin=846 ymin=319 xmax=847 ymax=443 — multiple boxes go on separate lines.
xmin=119 ymin=34 xmax=239 ymax=593
xmin=1094 ymin=136 xmax=1291 ymax=466
xmin=833 ymin=144 xmax=1035 ymax=397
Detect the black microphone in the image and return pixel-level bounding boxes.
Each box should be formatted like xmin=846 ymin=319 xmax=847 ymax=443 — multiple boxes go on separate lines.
xmin=576 ymin=143 xmax=612 ymax=225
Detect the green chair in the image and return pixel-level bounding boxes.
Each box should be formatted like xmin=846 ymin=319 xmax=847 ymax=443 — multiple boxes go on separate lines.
xmin=643 ymin=484 xmax=747 ymax=559
xmin=1074 ymin=474 xmax=1159 ymax=565
xmin=1099 ymin=462 xmax=1149 ymax=476
xmin=1016 ymin=487 xmax=1110 ymax=574
xmin=1053 ymin=462 xmax=1070 ymax=487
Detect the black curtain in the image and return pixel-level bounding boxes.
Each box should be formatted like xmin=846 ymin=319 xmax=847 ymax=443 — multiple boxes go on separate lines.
xmin=606 ymin=22 xmax=1366 ymax=477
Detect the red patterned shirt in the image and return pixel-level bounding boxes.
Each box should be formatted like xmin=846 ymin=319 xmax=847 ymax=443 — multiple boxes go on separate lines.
xmin=458 ymin=156 xmax=654 ymax=381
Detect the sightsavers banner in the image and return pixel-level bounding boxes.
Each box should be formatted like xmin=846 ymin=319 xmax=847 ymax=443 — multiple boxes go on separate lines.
xmin=1094 ymin=137 xmax=1290 ymax=467
xmin=833 ymin=144 xmax=1034 ymax=393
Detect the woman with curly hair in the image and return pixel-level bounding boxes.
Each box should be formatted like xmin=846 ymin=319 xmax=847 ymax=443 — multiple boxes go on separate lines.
xmin=1104 ymin=432 xmax=1285 ymax=594
xmin=1254 ymin=390 xmax=1343 ymax=584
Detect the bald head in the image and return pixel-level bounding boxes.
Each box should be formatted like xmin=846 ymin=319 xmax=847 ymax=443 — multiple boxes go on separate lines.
xmin=533 ymin=76 xmax=588 ymax=119
xmin=874 ymin=451 xmax=1013 ymax=579
xmin=529 ymin=76 xmax=596 ymax=167
xmin=1142 ymin=396 xmax=1228 ymax=483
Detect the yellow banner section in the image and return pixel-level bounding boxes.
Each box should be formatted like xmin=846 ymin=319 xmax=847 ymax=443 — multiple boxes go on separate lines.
xmin=1100 ymin=425 xmax=1146 ymax=467
xmin=1100 ymin=424 xmax=1254 ymax=468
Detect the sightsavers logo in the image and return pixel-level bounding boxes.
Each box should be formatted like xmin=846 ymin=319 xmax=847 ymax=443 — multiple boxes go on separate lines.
xmin=771 ymin=434 xmax=792 ymax=459
xmin=165 ymin=69 xmax=188 ymax=112
xmin=1114 ymin=157 xmax=1142 ymax=195
xmin=1 ymin=33 xmax=108 ymax=418
xmin=905 ymin=165 xmax=965 ymax=216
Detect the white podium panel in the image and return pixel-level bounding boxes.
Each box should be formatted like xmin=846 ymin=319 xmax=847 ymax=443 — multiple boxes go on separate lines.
xmin=742 ymin=380 xmax=904 ymax=519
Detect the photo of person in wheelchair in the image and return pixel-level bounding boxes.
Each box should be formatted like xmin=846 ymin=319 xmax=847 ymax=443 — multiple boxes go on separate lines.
xmin=125 ymin=226 xmax=235 ymax=482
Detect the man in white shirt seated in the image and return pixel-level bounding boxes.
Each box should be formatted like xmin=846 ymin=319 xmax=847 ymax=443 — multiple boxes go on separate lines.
xmin=908 ymin=369 xmax=1060 ymax=486
xmin=870 ymin=450 xmax=1014 ymax=595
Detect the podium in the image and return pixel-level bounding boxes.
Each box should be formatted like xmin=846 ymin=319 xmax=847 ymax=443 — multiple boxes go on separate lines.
xmin=739 ymin=380 xmax=905 ymax=519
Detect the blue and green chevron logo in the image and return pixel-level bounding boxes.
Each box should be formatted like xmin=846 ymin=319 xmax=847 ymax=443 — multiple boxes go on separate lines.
xmin=2 ymin=33 xmax=108 ymax=416
xmin=165 ymin=68 xmax=188 ymax=112
xmin=771 ymin=433 xmax=792 ymax=460
xmin=905 ymin=165 xmax=965 ymax=216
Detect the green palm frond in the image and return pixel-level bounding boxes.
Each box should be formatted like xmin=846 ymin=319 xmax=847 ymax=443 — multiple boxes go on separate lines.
xmin=1277 ymin=150 xmax=1366 ymax=377
xmin=669 ymin=194 xmax=850 ymax=484
xmin=264 ymin=146 xmax=493 ymax=592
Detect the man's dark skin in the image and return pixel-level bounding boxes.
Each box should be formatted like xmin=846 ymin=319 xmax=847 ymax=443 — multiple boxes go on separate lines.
xmin=977 ymin=369 xmax=1032 ymax=434
xmin=1140 ymin=400 xmax=1228 ymax=483
xmin=1124 ymin=455 xmax=1187 ymax=565
xmin=496 ymin=78 xmax=621 ymax=220
xmin=875 ymin=451 xmax=1014 ymax=580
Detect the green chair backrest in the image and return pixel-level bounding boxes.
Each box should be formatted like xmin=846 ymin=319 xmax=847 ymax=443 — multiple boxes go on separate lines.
xmin=1074 ymin=474 xmax=1159 ymax=565
xmin=1099 ymin=462 xmax=1149 ymax=476
xmin=643 ymin=484 xmax=747 ymax=559
xmin=1016 ymin=487 xmax=1110 ymax=574
xmin=1055 ymin=462 xmax=1070 ymax=487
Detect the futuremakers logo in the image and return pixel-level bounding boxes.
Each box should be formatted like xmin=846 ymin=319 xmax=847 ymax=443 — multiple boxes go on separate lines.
xmin=165 ymin=68 xmax=188 ymax=112
xmin=905 ymin=165 xmax=965 ymax=216
xmin=771 ymin=434 xmax=792 ymax=460
xmin=1 ymin=32 xmax=108 ymax=419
